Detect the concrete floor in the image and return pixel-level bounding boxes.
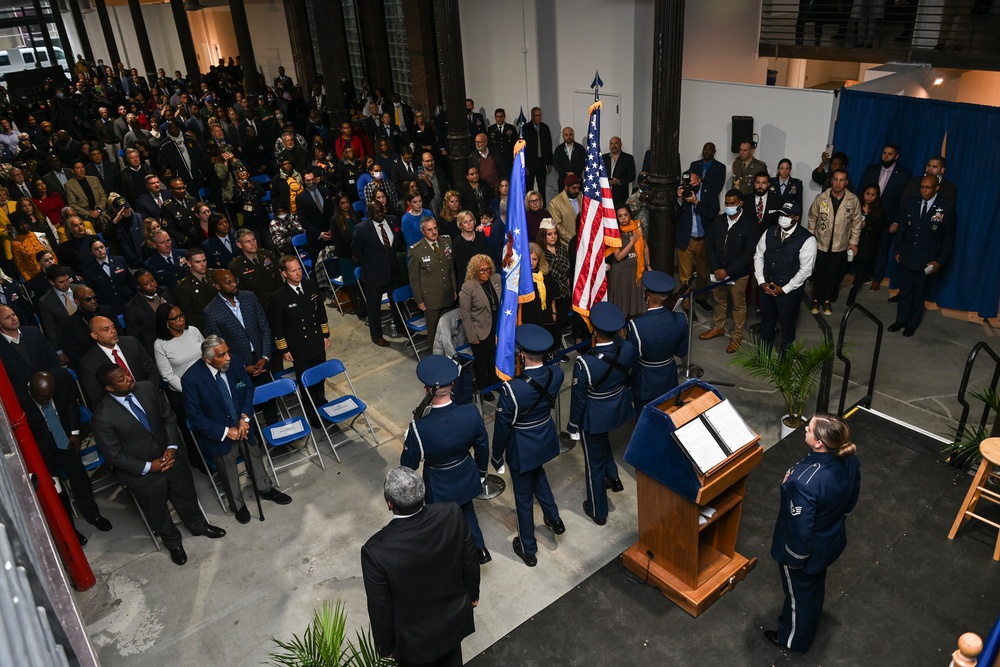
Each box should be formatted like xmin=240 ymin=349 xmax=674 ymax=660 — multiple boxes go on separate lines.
xmin=73 ymin=282 xmax=999 ymax=665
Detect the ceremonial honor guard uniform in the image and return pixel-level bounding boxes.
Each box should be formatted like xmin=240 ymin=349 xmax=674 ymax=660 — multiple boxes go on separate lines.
xmin=492 ymin=325 xmax=565 ymax=567
xmin=567 ymin=302 xmax=637 ymax=525
xmin=626 ymin=271 xmax=688 ymax=415
xmin=401 ymin=355 xmax=492 ymax=564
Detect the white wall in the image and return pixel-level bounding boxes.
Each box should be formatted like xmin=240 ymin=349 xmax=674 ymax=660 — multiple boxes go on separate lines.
xmin=682 ymin=0 xmax=769 ymax=85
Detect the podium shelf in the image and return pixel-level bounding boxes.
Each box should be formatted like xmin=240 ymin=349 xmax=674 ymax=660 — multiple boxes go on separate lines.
xmin=698 ymin=490 xmax=742 ymax=533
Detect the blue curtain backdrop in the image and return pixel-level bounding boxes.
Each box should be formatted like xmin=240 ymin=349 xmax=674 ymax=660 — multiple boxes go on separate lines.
xmin=832 ymin=89 xmax=1000 ymax=318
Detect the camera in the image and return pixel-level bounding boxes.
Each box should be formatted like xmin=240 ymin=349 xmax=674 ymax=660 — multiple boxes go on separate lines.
xmin=681 ymin=172 xmax=694 ymax=200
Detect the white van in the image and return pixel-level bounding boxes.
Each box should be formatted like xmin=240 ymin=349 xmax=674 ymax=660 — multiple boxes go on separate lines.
xmin=0 ymin=46 xmax=68 ymax=79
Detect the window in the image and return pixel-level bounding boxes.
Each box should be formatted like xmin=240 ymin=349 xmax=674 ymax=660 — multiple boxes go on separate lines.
xmin=341 ymin=0 xmax=365 ymax=99
xmin=0 ymin=53 xmax=10 ymax=67
xmin=383 ymin=0 xmax=412 ymax=102
xmin=21 ymin=51 xmax=34 ymax=64
xmin=37 ymin=50 xmax=48 ymax=63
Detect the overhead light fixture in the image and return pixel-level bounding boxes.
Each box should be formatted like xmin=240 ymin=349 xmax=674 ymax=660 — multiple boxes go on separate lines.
xmin=933 ymin=77 xmax=944 ymax=85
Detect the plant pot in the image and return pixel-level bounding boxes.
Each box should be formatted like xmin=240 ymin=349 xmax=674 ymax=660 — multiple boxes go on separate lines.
xmin=780 ymin=414 xmax=806 ymax=440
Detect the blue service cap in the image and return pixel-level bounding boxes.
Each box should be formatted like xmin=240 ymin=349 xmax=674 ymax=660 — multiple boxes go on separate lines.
xmin=590 ymin=301 xmax=626 ymax=333
xmin=780 ymin=200 xmax=802 ymax=217
xmin=515 ymin=324 xmax=554 ymax=354
xmin=416 ymin=355 xmax=459 ymax=387
xmin=641 ymin=270 xmax=675 ymax=294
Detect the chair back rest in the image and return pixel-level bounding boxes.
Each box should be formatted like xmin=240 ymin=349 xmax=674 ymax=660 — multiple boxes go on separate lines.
xmin=300 ymin=359 xmax=347 ymax=389
xmin=79 ymin=405 xmax=92 ymax=426
xmin=291 ymin=233 xmax=307 ymax=248
xmin=353 ymin=200 xmax=366 ymax=214
xmin=249 ymin=174 xmax=271 ymax=186
xmin=252 ymin=377 xmax=298 ymax=404
xmin=322 ymin=257 xmax=340 ymax=278
xmin=391 ymin=284 xmax=413 ymax=303
xmin=354 ymin=266 xmax=362 ymax=283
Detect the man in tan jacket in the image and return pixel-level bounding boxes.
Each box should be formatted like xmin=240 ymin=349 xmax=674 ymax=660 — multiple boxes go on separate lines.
xmin=548 ymin=174 xmax=582 ymax=244
xmin=65 ymin=159 xmax=109 ymax=230
xmin=407 ymin=217 xmax=457 ymax=345
xmin=805 ymin=169 xmax=862 ymax=316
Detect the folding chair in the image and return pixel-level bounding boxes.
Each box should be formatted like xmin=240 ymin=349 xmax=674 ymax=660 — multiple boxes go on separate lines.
xmin=74 ymin=445 xmax=160 ymax=547
xmin=300 ymin=360 xmax=379 ymax=463
xmin=322 ymin=257 xmax=351 ymax=316
xmin=291 ymin=233 xmax=313 ymax=278
xmin=252 ymin=378 xmax=325 ymax=485
xmin=249 ymin=173 xmax=271 ymax=189
xmin=391 ymin=285 xmax=429 ymax=359
xmin=353 ymin=266 xmax=393 ymax=331
xmin=198 ymin=187 xmax=212 ymax=203
xmin=262 ymin=190 xmax=271 ymax=203
xmin=352 ymin=200 xmax=366 ymax=215
xmin=185 ymin=420 xmax=229 ymax=513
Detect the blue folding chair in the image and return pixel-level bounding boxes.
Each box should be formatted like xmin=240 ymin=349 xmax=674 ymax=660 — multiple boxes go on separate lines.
xmin=391 ymin=284 xmax=428 ymax=359
xmin=185 ymin=419 xmax=232 ymax=513
xmin=322 ymin=257 xmax=351 ymax=316
xmin=252 ymin=378 xmax=325 ymax=485
xmin=198 ymin=187 xmax=212 ymax=203
xmin=352 ymin=200 xmax=366 ymax=215
xmin=75 ymin=444 xmax=161 ymax=548
xmin=262 ymin=190 xmax=271 ymax=203
xmin=353 ymin=266 xmax=392 ymax=329
xmin=291 ymin=233 xmax=313 ymax=278
xmin=300 ymin=360 xmax=378 ymax=462
xmin=249 ymin=173 xmax=271 ymax=188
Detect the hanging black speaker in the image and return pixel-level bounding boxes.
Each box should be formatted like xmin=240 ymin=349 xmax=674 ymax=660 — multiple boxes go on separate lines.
xmin=731 ymin=116 xmax=754 ymax=154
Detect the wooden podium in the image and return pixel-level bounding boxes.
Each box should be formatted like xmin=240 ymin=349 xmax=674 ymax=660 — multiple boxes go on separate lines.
xmin=622 ymin=380 xmax=763 ymax=617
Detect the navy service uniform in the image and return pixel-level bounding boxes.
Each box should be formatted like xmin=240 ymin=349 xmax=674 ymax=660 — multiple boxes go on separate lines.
xmin=626 ymin=271 xmax=688 ymax=415
xmin=401 ymin=356 xmax=490 ymax=555
xmin=894 ymin=194 xmax=955 ymax=332
xmin=771 ymin=450 xmax=861 ymax=653
xmin=492 ymin=325 xmax=564 ymax=564
xmin=567 ymin=302 xmax=637 ymax=524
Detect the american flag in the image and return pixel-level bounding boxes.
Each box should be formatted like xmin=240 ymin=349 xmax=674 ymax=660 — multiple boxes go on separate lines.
xmin=572 ymin=102 xmax=621 ymax=320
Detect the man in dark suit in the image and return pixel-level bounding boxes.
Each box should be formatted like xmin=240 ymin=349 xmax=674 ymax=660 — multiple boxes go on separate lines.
xmin=465 ymin=99 xmax=487 ymax=151
xmin=602 ymin=137 xmax=636 ymax=211
xmin=118 ymin=149 xmax=155 ymax=207
xmin=0 ymin=306 xmax=61 ymax=392
xmin=124 ymin=269 xmax=174 ymax=356
xmin=351 ymin=200 xmax=405 ymax=346
xmin=689 ymin=142 xmax=727 ymax=205
xmin=78 ymin=316 xmax=159 ymax=406
xmin=85 ymin=146 xmax=118 ymax=196
xmin=91 ymin=365 xmax=225 ymax=565
xmin=390 ymin=147 xmax=420 ymax=199
xmin=362 ymin=466 xmax=480 ymax=667
xmin=743 ymin=171 xmax=781 ymax=235
xmin=182 ymin=335 xmax=291 ymax=524
xmin=269 ymin=257 xmax=330 ymax=418
xmin=61 ymin=285 xmax=119 ymax=370
xmin=522 ymin=107 xmax=552 ymax=197
xmin=56 ymin=217 xmax=97 ymax=276
xmin=899 ymin=155 xmax=959 ymax=207
xmin=858 ymin=143 xmax=912 ymax=285
xmin=552 ymin=126 xmax=586 ymax=192
xmin=488 ymin=109 xmax=518 ymax=176
xmin=296 ymin=170 xmax=334 ymax=260
xmin=38 ymin=265 xmax=79 ymax=353
xmin=82 ymin=237 xmax=135 ymax=315
xmin=144 ymin=230 xmax=189 ymax=289
xmin=133 ymin=173 xmax=167 ymax=221
xmin=889 ymin=176 xmax=956 ymax=337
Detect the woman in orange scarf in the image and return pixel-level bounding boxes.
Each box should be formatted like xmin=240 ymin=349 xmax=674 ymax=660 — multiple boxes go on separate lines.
xmin=605 ymin=205 xmax=648 ymax=318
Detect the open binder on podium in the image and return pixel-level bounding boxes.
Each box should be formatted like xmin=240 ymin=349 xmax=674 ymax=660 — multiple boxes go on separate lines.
xmin=622 ymin=379 xmax=763 ymax=617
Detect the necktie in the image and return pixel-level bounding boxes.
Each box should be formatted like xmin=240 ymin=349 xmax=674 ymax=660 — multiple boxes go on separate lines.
xmin=757 ymin=197 xmax=764 ymax=223
xmin=701 ymin=161 xmax=709 ymax=179
xmin=223 ymin=237 xmax=231 ymax=252
xmin=124 ymin=394 xmax=151 ymax=431
xmin=216 ymin=372 xmax=238 ymax=422
xmin=40 ymin=402 xmax=70 ymax=449
xmin=62 ymin=290 xmax=76 ymax=315
xmin=112 ymin=348 xmax=133 ymax=380
xmin=103 ymin=261 xmax=111 ymax=276
xmin=167 ymin=254 xmax=174 ymax=266
xmin=432 ymin=241 xmax=441 ymax=258
xmin=20 ymin=184 xmax=29 ymax=197
xmin=378 ymin=223 xmax=391 ymax=250
xmin=156 ymin=194 xmax=163 ymax=207
xmin=313 ymin=189 xmax=323 ymax=210
xmin=295 ymin=285 xmax=303 ymax=296
xmin=920 ymin=201 xmax=928 ymax=217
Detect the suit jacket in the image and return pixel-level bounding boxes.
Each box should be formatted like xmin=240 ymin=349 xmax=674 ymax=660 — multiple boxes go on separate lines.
xmin=39 ymin=288 xmax=77 ymax=349
xmin=295 ymin=185 xmax=334 ymax=245
xmin=689 ymin=158 xmax=727 ymax=203
xmin=79 ymin=336 xmax=158 ymax=406
xmin=742 ymin=190 xmax=783 ymax=234
xmin=144 ymin=250 xmax=189 ymax=289
xmin=522 ymin=123 xmax=552 ymax=171
xmin=124 ymin=289 xmax=175 ymax=356
xmin=458 ymin=273 xmax=501 ymax=343
xmin=602 ymin=152 xmax=636 ymax=209
xmin=0 ymin=279 xmax=34 ymax=325
xmin=390 ymin=158 xmax=420 ymax=196
xmin=91 ymin=380 xmax=184 ymax=489
xmin=552 ymin=141 xmax=586 ymax=189
xmin=269 ymin=280 xmax=329 ymax=361
xmin=134 ymin=191 xmax=165 ymax=221
xmin=201 ymin=234 xmax=238 ymax=270
xmin=119 ymin=166 xmax=155 ymax=207
xmin=466 ymin=112 xmax=487 ymax=148
xmin=407 ymin=237 xmax=457 ymax=309
xmin=859 ymin=162 xmax=912 ymax=218
xmin=65 ymin=176 xmax=108 ymax=223
xmin=352 ymin=218 xmax=404 ymax=285
xmin=42 ymin=169 xmax=71 ymax=198
xmin=0 ymin=326 xmax=60 ymax=391
xmin=673 ymin=184 xmax=720 ymax=251
xmin=60 ymin=307 xmax=118 ymax=370
xmin=182 ymin=357 xmax=256 ymax=457
xmin=86 ymin=160 xmax=118 ymax=196
xmin=82 ymin=255 xmax=135 ymax=314
xmin=18 ymin=368 xmax=81 ymax=459
xmin=361 ymin=503 xmax=479 ymax=664
xmin=548 ymin=190 xmax=580 ymax=245
xmin=202 ymin=291 xmax=272 ymax=365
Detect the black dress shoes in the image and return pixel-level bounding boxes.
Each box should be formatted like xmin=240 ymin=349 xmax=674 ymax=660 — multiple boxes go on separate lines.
xmin=75 ymin=530 xmax=88 ymax=546
xmin=764 ymin=629 xmax=805 ymax=655
xmin=544 ymin=516 xmax=566 ymax=534
xmin=478 ymin=548 xmax=492 ymax=564
xmin=235 ymin=505 xmax=251 ymax=524
xmin=887 ymin=322 xmax=904 ymax=332
xmin=607 ymin=478 xmax=624 ymax=493
xmin=260 ymin=488 xmax=292 ymax=505
xmin=194 ymin=525 xmax=226 ymax=539
xmin=512 ymin=538 xmax=537 ymax=567
xmin=887 ymin=294 xmax=900 ymax=303
xmin=582 ymin=501 xmax=606 ymax=526
xmin=86 ymin=515 xmax=113 ymax=532
xmin=903 ymin=326 xmax=916 ymax=337
xmin=169 ymin=546 xmax=187 ymax=566
xmin=481 ymin=391 xmax=495 ymax=402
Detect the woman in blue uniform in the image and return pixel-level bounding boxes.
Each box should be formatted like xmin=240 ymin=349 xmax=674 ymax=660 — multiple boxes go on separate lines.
xmin=766 ymin=413 xmax=861 ymax=655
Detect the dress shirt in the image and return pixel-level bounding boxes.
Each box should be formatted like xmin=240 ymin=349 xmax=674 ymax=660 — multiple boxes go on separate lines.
xmin=97 ymin=344 xmax=133 ymax=375
xmin=207 ymin=364 xmax=242 ymax=440
xmin=753 ymin=225 xmax=818 ymax=293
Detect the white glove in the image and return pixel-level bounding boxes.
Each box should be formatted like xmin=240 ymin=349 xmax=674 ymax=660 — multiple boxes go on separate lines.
xmin=569 ymin=432 xmax=581 ymax=441
xmin=924 ymin=263 xmax=934 ymax=275
xmin=496 ymin=464 xmax=506 ymax=475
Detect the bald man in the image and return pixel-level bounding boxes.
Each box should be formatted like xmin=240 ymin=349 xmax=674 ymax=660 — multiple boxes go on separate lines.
xmin=602 ymin=136 xmax=636 ymax=210
xmin=78 ymin=315 xmax=158 ymax=405
xmin=468 ymin=132 xmax=504 ymax=190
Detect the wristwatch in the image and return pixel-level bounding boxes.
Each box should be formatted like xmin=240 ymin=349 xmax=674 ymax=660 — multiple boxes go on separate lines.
xmin=241 ymin=415 xmax=251 ymax=423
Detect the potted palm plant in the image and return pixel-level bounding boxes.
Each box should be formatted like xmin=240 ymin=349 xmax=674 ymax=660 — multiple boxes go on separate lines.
xmin=943 ymin=388 xmax=999 ymax=468
xmin=268 ymin=600 xmax=395 ymax=667
xmin=730 ymin=336 xmax=836 ymax=438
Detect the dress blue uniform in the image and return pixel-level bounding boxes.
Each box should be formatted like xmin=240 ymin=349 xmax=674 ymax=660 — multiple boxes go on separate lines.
xmin=626 ymin=272 xmax=688 ymax=415
xmin=401 ymin=356 xmax=490 ymax=553
xmin=771 ymin=450 xmax=861 ymax=653
xmin=567 ymin=303 xmax=637 ymax=524
xmin=893 ymin=193 xmax=955 ymax=333
xmin=492 ymin=325 xmax=564 ymax=563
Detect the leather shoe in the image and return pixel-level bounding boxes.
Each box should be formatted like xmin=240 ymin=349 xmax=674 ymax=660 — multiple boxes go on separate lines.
xmin=194 ymin=525 xmax=226 ymax=539
xmin=696 ymin=298 xmax=712 ymax=313
xmin=169 ymin=546 xmax=187 ymax=566
xmin=887 ymin=294 xmax=900 ymax=303
xmin=582 ymin=501 xmax=606 ymax=526
xmin=869 ymin=282 xmax=881 ymax=292
xmin=234 ymin=505 xmax=251 ymax=524
xmin=607 ymin=478 xmax=624 ymax=493
xmin=372 ymin=338 xmax=390 ymax=347
xmin=86 ymin=515 xmax=113 ymax=532
xmin=726 ymin=337 xmax=741 ymax=354
xmin=544 ymin=516 xmax=566 ymax=534
xmin=698 ymin=327 xmax=726 ymax=341
xmin=764 ymin=629 xmax=805 ymax=655
xmin=75 ymin=529 xmax=88 ymax=546
xmin=478 ymin=547 xmax=492 ymax=564
xmin=481 ymin=391 xmax=495 ymax=402
xmin=260 ymin=488 xmax=292 ymax=505
xmin=887 ymin=322 xmax=904 ymax=332
xmin=512 ymin=538 xmax=537 ymax=567
xmin=903 ymin=326 xmax=916 ymax=337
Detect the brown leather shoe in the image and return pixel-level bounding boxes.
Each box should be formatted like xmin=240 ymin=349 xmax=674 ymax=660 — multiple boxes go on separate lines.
xmin=373 ymin=338 xmax=391 ymax=347
xmin=726 ymin=337 xmax=741 ymax=354
xmin=699 ymin=327 xmax=726 ymax=341
xmin=869 ymin=282 xmax=881 ymax=292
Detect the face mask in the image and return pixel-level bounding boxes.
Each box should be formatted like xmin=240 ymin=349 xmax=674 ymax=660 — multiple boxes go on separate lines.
xmin=305 ymin=183 xmax=318 ymax=191
xmin=778 ymin=216 xmax=795 ymax=230
xmin=275 ymin=113 xmax=283 ymax=120
xmin=725 ymin=206 xmax=740 ymax=217
xmin=373 ymin=172 xmax=383 ymax=180
xmin=277 ymin=213 xmax=288 ymax=220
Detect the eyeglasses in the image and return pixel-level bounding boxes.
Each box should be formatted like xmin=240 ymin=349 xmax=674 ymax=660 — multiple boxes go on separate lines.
xmin=477 ymin=267 xmax=491 ymax=274
xmin=80 ymin=295 xmax=97 ymax=302
xmin=167 ymin=313 xmax=186 ymax=321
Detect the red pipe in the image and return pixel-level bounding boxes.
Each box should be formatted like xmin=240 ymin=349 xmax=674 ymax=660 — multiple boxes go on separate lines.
xmin=0 ymin=363 xmax=95 ymax=590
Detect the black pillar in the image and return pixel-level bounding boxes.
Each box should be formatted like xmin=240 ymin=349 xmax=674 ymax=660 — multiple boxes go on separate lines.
xmin=127 ymin=0 xmax=157 ymax=81
xmin=283 ymin=0 xmax=316 ymax=95
xmin=68 ymin=0 xmax=93 ymax=63
xmin=357 ymin=0 xmax=394 ymax=99
xmin=32 ymin=0 xmax=58 ymax=67
xmin=169 ymin=0 xmax=200 ymax=86
xmin=227 ymin=0 xmax=259 ymax=96
xmin=93 ymin=0 xmax=121 ymax=67
xmin=309 ymin=0 xmax=347 ymax=116
xmin=433 ymin=0 xmax=469 ymax=186
xmin=49 ymin=0 xmax=75 ymax=71
xmin=646 ymin=0 xmax=685 ymax=274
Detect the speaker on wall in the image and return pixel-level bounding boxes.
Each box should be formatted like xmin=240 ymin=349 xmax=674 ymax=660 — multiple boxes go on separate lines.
xmin=731 ymin=116 xmax=754 ymax=153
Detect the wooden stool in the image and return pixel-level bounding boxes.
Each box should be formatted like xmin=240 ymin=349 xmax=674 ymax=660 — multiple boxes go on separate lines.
xmin=948 ymin=437 xmax=1000 ymax=560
